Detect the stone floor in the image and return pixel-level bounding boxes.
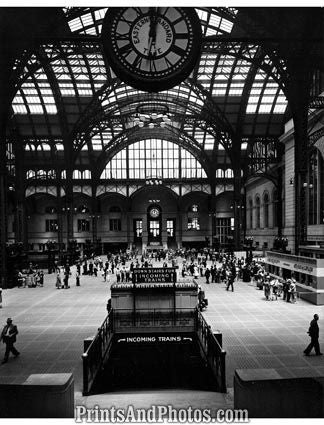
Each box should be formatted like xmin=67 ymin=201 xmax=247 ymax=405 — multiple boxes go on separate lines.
xmin=0 ymin=259 xmax=323 ymax=404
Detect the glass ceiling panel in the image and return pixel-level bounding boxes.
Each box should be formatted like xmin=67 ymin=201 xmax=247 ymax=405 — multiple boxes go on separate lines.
xmin=246 ymin=77 xmax=288 ymax=115
xmin=12 ymin=75 xmax=57 ymax=115
xmin=65 ymin=7 xmax=236 ymax=37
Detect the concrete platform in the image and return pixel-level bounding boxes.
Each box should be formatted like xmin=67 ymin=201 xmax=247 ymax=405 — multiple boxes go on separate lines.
xmin=0 ymin=258 xmax=323 ymax=411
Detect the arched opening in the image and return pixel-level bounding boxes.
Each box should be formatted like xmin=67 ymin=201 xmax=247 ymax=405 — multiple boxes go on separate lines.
xmin=263 ymin=192 xmax=269 ymax=228
xmin=255 ymin=196 xmax=261 ymax=228
xmin=248 ymin=198 xmax=253 ymax=229
xmin=100 ymin=139 xmax=207 ymax=180
xmin=147 ymin=204 xmax=162 ymax=246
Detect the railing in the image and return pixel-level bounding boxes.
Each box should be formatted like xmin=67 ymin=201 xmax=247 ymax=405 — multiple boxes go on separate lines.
xmin=82 ymin=311 xmax=114 ymax=396
xmin=113 ymin=308 xmax=195 ymax=330
xmin=196 ymin=310 xmax=226 ymax=393
xmin=82 ymin=308 xmax=226 ymax=395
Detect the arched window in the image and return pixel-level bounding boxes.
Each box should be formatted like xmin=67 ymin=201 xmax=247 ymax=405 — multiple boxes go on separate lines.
xmin=225 ymin=168 xmax=234 ymax=178
xmin=61 ymin=170 xmax=66 ymax=179
xmin=248 ymin=198 xmax=253 ymax=229
xmin=73 ymin=170 xmax=82 ymax=179
xmin=308 ymin=149 xmax=318 ymax=225
xmin=273 ymin=189 xmax=278 ymax=227
xmin=263 ymin=193 xmax=269 ymax=228
xmin=83 ymin=170 xmax=91 ymax=179
xmin=26 ymin=170 xmax=36 ymax=179
xmin=41 ymin=143 xmax=51 ymax=151
xmin=255 ymin=196 xmax=261 ymax=228
xmin=47 ymin=170 xmax=56 ymax=179
xmin=216 ymin=169 xmax=224 ymax=178
xmin=37 ymin=169 xmax=47 ymax=178
xmin=100 ymin=139 xmax=207 ymax=180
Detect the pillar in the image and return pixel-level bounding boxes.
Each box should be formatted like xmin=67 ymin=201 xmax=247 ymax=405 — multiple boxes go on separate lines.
xmin=65 ymin=170 xmax=74 ymax=244
xmin=276 ymin=173 xmax=283 ymax=237
xmin=233 ymin=168 xmax=242 ymax=250
xmin=285 ymin=58 xmax=312 ymax=254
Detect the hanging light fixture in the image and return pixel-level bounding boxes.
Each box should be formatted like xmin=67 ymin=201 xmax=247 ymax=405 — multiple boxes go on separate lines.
xmin=130 ymin=102 xmax=171 ymax=129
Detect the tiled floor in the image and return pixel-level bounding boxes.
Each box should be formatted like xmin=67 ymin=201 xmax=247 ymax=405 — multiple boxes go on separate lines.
xmin=0 ymin=259 xmax=323 ymax=397
xmin=202 ymin=276 xmax=324 ymax=386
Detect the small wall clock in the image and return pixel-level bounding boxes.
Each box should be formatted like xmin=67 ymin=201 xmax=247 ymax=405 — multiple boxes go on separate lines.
xmin=150 ymin=207 xmax=160 ymax=218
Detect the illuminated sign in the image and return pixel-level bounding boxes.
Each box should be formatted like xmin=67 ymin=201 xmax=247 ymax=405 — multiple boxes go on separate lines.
xmin=132 ymin=268 xmax=176 ymax=283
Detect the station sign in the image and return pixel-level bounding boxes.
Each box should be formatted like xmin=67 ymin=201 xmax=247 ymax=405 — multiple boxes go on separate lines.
xmin=264 ymin=252 xmax=324 ymax=276
xmin=132 ymin=267 xmax=176 ymax=283
xmin=116 ymin=334 xmax=193 ymax=344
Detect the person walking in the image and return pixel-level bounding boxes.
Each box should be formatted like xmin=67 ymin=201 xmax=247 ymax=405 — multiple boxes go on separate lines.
xmin=304 ymin=314 xmax=323 ymax=356
xmin=1 ymin=318 xmax=20 ymax=364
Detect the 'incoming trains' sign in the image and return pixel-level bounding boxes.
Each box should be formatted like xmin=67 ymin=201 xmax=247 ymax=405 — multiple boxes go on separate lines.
xmin=132 ymin=267 xmax=176 ymax=283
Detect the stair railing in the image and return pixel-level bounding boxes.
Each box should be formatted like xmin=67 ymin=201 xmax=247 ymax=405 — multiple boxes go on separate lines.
xmin=82 ymin=310 xmax=114 ymax=395
xmin=196 ymin=309 xmax=227 ymax=392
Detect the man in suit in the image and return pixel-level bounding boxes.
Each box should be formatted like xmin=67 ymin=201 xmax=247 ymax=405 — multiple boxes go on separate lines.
xmin=304 ymin=314 xmax=323 ymax=356
xmin=1 ymin=318 xmax=20 ymax=364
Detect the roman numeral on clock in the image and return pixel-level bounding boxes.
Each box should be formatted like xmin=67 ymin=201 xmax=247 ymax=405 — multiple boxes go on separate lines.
xmin=119 ymin=16 xmax=133 ymax=26
xmin=119 ymin=43 xmax=133 ymax=56
xmin=170 ymin=45 xmax=186 ymax=56
xmin=133 ymin=7 xmax=143 ymax=16
xmin=132 ymin=54 xmax=143 ymax=68
xmin=175 ymin=33 xmax=189 ymax=40
xmin=149 ymin=60 xmax=157 ymax=72
xmin=116 ymin=33 xmax=129 ymax=41
xmin=171 ymin=16 xmax=184 ymax=26
xmin=164 ymin=56 xmax=174 ymax=69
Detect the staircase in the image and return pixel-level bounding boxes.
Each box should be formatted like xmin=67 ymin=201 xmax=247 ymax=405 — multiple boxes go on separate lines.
xmin=93 ymin=338 xmax=217 ymax=393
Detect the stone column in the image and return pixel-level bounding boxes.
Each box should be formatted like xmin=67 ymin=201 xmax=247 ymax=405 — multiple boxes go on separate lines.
xmin=233 ymin=168 xmax=242 ymax=250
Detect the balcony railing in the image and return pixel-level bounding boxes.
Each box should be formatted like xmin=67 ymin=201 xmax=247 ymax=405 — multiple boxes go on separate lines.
xmin=266 ymin=251 xmax=317 ymax=265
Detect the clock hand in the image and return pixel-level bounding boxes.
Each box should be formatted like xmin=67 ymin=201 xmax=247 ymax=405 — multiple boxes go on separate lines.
xmin=148 ymin=7 xmax=158 ymax=57
xmin=148 ymin=7 xmax=158 ymax=40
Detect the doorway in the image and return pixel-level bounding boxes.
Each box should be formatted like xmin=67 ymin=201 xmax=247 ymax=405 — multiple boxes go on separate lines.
xmin=147 ymin=205 xmax=162 ymax=245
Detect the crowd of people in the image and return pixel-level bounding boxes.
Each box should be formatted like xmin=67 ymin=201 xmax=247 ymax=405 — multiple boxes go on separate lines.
xmin=12 ymin=247 xmax=300 ymax=306
xmin=16 ymin=267 xmax=44 ymax=288
xmin=251 ymin=262 xmax=298 ymax=303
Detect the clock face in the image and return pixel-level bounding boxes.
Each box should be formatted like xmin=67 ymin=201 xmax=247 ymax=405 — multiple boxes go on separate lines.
xmin=150 ymin=207 xmax=160 ymax=218
xmin=102 ymin=7 xmax=202 ymax=92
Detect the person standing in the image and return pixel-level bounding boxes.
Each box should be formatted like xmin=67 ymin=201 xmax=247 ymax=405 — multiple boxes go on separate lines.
xmin=205 ymin=267 xmax=211 ymax=284
xmin=226 ymin=270 xmax=235 ymax=292
xmin=1 ymin=318 xmax=20 ymax=364
xmin=304 ymin=314 xmax=323 ymax=356
xmin=55 ymin=270 xmax=62 ymax=289
xmin=76 ymin=270 xmax=80 ymax=287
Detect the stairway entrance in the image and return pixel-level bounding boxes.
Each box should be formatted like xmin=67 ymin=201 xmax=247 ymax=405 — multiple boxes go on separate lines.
xmin=93 ymin=337 xmax=216 ymax=393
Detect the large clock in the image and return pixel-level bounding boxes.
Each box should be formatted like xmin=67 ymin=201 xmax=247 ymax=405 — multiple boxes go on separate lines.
xmin=102 ymin=7 xmax=202 ymax=92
